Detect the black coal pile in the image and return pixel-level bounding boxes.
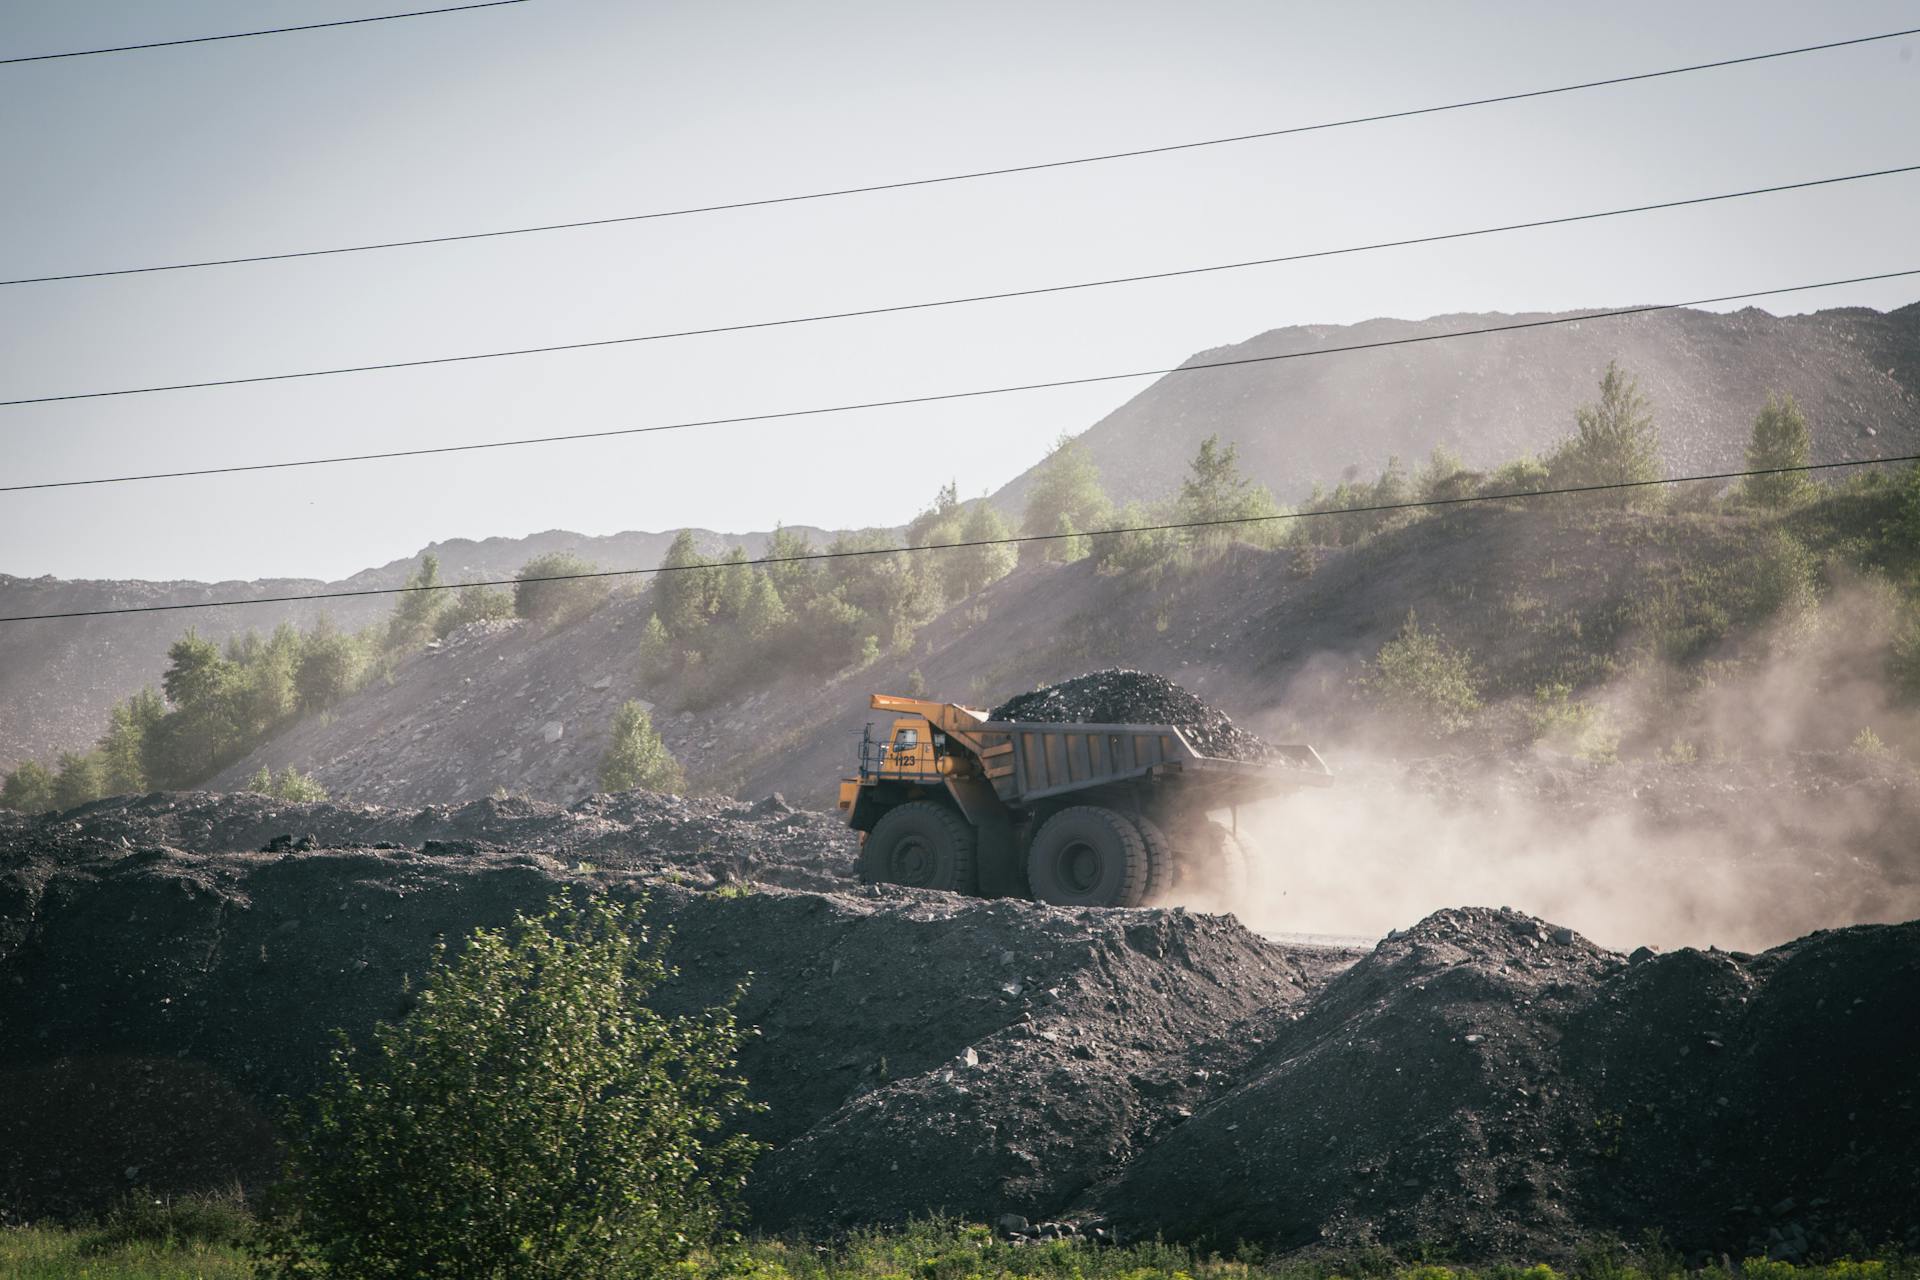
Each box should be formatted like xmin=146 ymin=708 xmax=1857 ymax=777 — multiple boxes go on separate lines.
xmin=9 ymin=787 xmax=858 ymax=896
xmin=0 ymin=794 xmax=1342 ymax=1226
xmin=1100 ymin=907 xmax=1920 ymax=1259
xmin=4 ymin=794 xmax=1917 ymax=1258
xmin=990 ymin=669 xmax=1275 ymax=762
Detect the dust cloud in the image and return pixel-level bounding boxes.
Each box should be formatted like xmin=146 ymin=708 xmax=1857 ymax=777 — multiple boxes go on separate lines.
xmin=1184 ymin=585 xmax=1920 ymax=953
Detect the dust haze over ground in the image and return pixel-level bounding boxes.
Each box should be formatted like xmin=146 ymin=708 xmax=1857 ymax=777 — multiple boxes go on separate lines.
xmin=1217 ymin=589 xmax=1920 ymax=952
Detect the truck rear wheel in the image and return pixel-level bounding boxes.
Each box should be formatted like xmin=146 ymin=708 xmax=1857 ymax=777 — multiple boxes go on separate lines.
xmin=860 ymin=801 xmax=977 ymax=894
xmin=1134 ymin=815 xmax=1177 ymax=903
xmin=1027 ymin=806 xmax=1151 ymax=908
xmin=1171 ymin=819 xmax=1250 ymax=902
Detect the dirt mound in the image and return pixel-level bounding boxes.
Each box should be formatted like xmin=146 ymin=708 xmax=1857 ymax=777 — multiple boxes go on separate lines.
xmin=0 ymin=794 xmax=1343 ymax=1228
xmin=30 ymin=787 xmax=855 ymax=894
xmin=1101 ymin=907 xmax=1920 ymax=1258
xmin=990 ymin=669 xmax=1275 ymax=761
xmin=3 ymin=796 xmax=1915 ymax=1257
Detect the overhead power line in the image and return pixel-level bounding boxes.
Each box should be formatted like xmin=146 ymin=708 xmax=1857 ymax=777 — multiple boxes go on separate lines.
xmin=2 ymin=26 xmax=1914 ymax=281
xmin=4 ymin=266 xmax=1917 ymax=494
xmin=5 ymin=226 xmax=1917 ymax=412
xmin=2 ymin=453 xmax=1914 ymax=624
xmin=0 ymin=1 xmax=530 ymax=66
xmin=8 ymin=159 xmax=1909 ymax=293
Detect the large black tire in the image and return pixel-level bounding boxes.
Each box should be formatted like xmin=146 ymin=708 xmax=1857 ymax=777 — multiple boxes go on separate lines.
xmin=1170 ymin=819 xmax=1250 ymax=902
xmin=860 ymin=801 xmax=977 ymax=894
xmin=1027 ymin=806 xmax=1151 ymax=908
xmin=1134 ymin=814 xmax=1177 ymax=903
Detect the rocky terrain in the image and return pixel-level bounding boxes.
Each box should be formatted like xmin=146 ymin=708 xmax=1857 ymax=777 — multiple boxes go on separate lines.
xmin=2 ymin=792 xmax=1915 ymax=1259
xmin=0 ymin=525 xmax=839 ymax=776
xmin=993 ymin=302 xmax=1920 ymax=511
xmin=205 ymin=502 xmax=1841 ymax=810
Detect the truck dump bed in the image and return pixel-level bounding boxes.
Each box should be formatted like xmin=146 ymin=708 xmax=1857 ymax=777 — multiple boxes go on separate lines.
xmin=973 ymin=720 xmax=1332 ymax=806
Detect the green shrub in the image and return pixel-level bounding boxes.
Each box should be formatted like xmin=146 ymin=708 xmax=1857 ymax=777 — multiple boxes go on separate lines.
xmin=1362 ymin=612 xmax=1483 ymax=737
xmin=1524 ymin=683 xmax=1618 ymax=763
xmin=1482 ymin=454 xmax=1550 ymax=497
xmin=1893 ymin=606 xmax=1920 ymax=703
xmin=247 ymin=766 xmax=330 ymax=803
xmin=431 ymin=582 xmax=514 ymax=640
xmin=83 ymin=1187 xmax=254 ymax=1254
xmin=514 ymin=551 xmax=609 ymax=628
xmin=1096 ymin=500 xmax=1179 ymax=572
xmin=598 ymin=701 xmax=685 ymax=794
xmin=1 ymin=760 xmax=55 ymax=813
xmin=255 ymin=894 xmax=760 ymax=1280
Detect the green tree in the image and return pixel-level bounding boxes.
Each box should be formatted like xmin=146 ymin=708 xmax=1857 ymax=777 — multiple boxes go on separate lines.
xmin=1416 ymin=445 xmax=1466 ymax=501
xmin=711 ymin=548 xmax=755 ymax=624
xmin=738 ymin=571 xmax=788 ymax=643
xmin=1899 ymin=462 xmax=1920 ymax=548
xmin=255 ymin=894 xmax=759 ymax=1280
xmin=1550 ymin=360 xmax=1662 ymax=503
xmin=385 ymin=554 xmax=447 ymax=652
xmin=1 ymin=760 xmax=55 ymax=813
xmin=937 ymin=501 xmax=1018 ymax=600
xmin=161 ymin=630 xmax=230 ymax=710
xmin=514 ymin=551 xmax=608 ymax=628
xmin=52 ymin=751 xmax=105 ymax=810
xmin=904 ymin=480 xmax=961 ymax=549
xmin=98 ymin=688 xmax=165 ymax=794
xmin=296 ymin=619 xmax=364 ymax=714
xmin=229 ymin=624 xmax=303 ymax=741
xmin=1743 ymin=391 xmax=1814 ymax=508
xmin=148 ymin=631 xmax=243 ymax=787
xmin=1021 ymin=434 xmax=1111 ymax=562
xmin=761 ymin=524 xmax=818 ymax=604
xmin=653 ymin=531 xmax=714 ymax=641
xmin=1361 ymin=611 xmax=1483 ymax=738
xmin=1176 ymin=434 xmax=1284 ymax=547
xmin=636 ymin=613 xmax=674 ymax=679
xmin=598 ymin=701 xmax=686 ymax=794
xmin=825 ymin=531 xmax=938 ymax=652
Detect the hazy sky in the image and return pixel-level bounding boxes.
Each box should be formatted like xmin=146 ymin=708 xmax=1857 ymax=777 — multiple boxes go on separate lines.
xmin=2 ymin=0 xmax=1915 ymax=582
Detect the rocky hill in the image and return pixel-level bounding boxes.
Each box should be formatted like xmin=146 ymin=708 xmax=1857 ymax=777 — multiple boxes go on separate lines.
xmin=993 ymin=302 xmax=1920 ymax=511
xmin=0 ymin=525 xmax=838 ymax=775
xmin=199 ymin=494 xmax=1920 ymax=954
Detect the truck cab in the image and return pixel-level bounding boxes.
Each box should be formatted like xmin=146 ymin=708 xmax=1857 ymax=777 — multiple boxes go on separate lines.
xmin=872 ymin=718 xmax=941 ymax=778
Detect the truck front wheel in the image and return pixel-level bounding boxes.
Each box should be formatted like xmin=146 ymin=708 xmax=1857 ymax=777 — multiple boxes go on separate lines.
xmin=1027 ymin=806 xmax=1151 ymax=908
xmin=860 ymin=801 xmax=977 ymax=894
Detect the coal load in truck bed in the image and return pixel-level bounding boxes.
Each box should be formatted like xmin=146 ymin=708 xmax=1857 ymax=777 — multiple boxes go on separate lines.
xmin=989 ymin=669 xmax=1275 ymax=762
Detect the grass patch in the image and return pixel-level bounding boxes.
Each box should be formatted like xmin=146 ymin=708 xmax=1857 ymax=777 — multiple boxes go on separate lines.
xmin=0 ymin=1225 xmax=253 ymax=1279
xmin=8 ymin=1215 xmax=1919 ymax=1280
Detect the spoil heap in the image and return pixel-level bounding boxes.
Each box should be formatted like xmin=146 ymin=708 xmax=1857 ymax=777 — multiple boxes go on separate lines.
xmin=4 ymin=796 xmax=1916 ymax=1257
xmin=1100 ymin=907 xmax=1920 ymax=1259
xmin=0 ymin=794 xmax=1340 ymax=1227
xmin=990 ymin=670 xmax=1275 ymax=762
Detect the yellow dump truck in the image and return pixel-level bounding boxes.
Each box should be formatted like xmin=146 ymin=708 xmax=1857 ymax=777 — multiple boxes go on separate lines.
xmin=837 ymin=694 xmax=1331 ymax=907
